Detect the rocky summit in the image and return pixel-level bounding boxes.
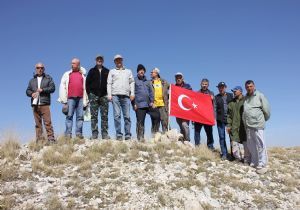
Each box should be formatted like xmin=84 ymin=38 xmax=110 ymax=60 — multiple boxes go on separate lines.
xmin=0 ymin=129 xmax=299 ymax=210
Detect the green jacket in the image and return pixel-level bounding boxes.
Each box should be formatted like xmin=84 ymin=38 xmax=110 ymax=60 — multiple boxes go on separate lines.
xmin=243 ymin=90 xmax=271 ymax=129
xmin=227 ymin=96 xmax=246 ymax=143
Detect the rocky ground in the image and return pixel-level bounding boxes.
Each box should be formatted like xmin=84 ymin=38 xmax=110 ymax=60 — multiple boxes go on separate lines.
xmin=0 ymin=130 xmax=299 ymax=210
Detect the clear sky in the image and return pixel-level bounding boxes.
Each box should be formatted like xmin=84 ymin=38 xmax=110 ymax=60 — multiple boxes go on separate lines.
xmin=0 ymin=0 xmax=299 ymax=146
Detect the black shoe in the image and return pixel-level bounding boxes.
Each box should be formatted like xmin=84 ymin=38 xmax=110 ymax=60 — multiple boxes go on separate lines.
xmin=116 ymin=136 xmax=123 ymax=141
xmin=125 ymin=136 xmax=131 ymax=140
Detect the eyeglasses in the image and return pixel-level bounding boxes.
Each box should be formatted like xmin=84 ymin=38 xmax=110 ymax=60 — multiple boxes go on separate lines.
xmin=36 ymin=67 xmax=44 ymax=69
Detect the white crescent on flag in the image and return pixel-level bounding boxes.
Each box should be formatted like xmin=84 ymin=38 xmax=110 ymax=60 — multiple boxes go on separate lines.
xmin=178 ymin=94 xmax=191 ymax=111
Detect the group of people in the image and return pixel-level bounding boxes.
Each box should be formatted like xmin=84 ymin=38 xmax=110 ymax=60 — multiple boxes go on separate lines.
xmin=26 ymin=54 xmax=270 ymax=174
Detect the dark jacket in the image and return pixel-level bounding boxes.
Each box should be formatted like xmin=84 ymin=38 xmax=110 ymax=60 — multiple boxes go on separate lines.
xmin=26 ymin=73 xmax=55 ymax=106
xmin=133 ymin=76 xmax=154 ymax=108
xmin=86 ymin=65 xmax=109 ymax=97
xmin=175 ymin=82 xmax=192 ymax=90
xmin=215 ymin=92 xmax=233 ymax=123
xmin=227 ymin=96 xmax=246 ymax=143
xmin=151 ymin=78 xmax=170 ymax=111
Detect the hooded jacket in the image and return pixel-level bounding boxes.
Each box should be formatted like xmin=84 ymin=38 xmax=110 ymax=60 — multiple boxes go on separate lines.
xmin=86 ymin=65 xmax=109 ymax=97
xmin=26 ymin=73 xmax=55 ymax=106
xmin=243 ymin=90 xmax=270 ymax=129
xmin=57 ymin=67 xmax=89 ymax=107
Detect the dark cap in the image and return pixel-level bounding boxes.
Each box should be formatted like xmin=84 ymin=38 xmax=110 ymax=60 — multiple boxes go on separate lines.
xmin=137 ymin=64 xmax=146 ymax=73
xmin=216 ymin=82 xmax=226 ymax=88
xmin=231 ymin=86 xmax=243 ymax=92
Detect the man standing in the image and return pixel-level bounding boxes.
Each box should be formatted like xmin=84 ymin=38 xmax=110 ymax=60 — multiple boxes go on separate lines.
xmin=132 ymin=64 xmax=160 ymax=141
xmin=243 ymin=80 xmax=270 ymax=174
xmin=215 ymin=82 xmax=233 ymax=160
xmin=227 ymin=86 xmax=250 ymax=163
xmin=107 ymin=54 xmax=135 ymax=140
xmin=150 ymin=67 xmax=169 ymax=133
xmin=58 ymin=58 xmax=88 ymax=139
xmin=26 ymin=63 xmax=56 ymax=143
xmin=194 ymin=78 xmax=215 ymax=149
xmin=174 ymin=72 xmax=192 ymax=142
xmin=86 ymin=55 xmax=110 ymax=140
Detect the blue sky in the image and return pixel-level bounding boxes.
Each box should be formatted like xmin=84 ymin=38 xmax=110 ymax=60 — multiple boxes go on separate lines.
xmin=0 ymin=0 xmax=299 ymax=146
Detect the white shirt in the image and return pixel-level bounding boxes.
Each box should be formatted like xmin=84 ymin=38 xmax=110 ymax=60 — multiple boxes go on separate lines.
xmin=32 ymin=76 xmax=42 ymax=105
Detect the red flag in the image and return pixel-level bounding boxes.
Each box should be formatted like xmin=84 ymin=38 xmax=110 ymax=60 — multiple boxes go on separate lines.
xmin=169 ymin=84 xmax=215 ymax=125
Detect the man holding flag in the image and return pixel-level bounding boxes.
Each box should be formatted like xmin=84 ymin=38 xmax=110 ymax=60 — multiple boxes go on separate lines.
xmin=174 ymin=72 xmax=192 ymax=141
xmin=170 ymin=74 xmax=215 ymax=144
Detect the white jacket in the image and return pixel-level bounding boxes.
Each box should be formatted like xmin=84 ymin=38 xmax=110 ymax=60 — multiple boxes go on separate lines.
xmin=57 ymin=67 xmax=89 ymax=107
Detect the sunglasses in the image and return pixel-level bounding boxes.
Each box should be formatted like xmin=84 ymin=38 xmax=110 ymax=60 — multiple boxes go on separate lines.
xmin=36 ymin=67 xmax=44 ymax=69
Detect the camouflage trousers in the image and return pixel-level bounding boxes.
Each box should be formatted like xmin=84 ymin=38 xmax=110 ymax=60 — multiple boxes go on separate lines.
xmin=89 ymin=93 xmax=109 ymax=138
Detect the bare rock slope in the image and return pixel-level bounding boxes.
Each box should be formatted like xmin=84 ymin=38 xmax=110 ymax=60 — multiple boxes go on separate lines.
xmin=0 ymin=130 xmax=299 ymax=209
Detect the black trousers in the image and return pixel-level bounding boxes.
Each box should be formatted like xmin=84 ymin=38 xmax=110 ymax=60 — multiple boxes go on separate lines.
xmin=136 ymin=107 xmax=160 ymax=140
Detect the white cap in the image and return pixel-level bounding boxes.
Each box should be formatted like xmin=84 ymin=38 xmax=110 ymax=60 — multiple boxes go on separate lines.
xmin=175 ymin=72 xmax=183 ymax=77
xmin=114 ymin=54 xmax=123 ymax=60
xmin=152 ymin=67 xmax=160 ymax=74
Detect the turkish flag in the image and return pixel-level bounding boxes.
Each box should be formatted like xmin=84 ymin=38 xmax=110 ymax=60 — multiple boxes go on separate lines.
xmin=169 ymin=84 xmax=215 ymax=125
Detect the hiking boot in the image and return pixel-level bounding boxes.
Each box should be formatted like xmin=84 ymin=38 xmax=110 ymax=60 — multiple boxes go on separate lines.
xmin=116 ymin=136 xmax=123 ymax=141
xmin=125 ymin=136 xmax=131 ymax=140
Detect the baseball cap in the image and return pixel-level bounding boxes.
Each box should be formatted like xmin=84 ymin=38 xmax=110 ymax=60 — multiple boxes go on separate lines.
xmin=216 ymin=82 xmax=226 ymax=88
xmin=95 ymin=54 xmax=104 ymax=60
xmin=175 ymin=72 xmax=183 ymax=77
xmin=231 ymin=86 xmax=243 ymax=92
xmin=114 ymin=54 xmax=123 ymax=60
xmin=152 ymin=67 xmax=160 ymax=74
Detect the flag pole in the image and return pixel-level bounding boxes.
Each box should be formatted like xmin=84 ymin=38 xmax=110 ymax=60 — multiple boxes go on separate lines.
xmin=167 ymin=84 xmax=171 ymax=132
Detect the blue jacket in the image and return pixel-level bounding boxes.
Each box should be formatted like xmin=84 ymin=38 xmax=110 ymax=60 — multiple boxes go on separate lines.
xmin=133 ymin=76 xmax=154 ymax=108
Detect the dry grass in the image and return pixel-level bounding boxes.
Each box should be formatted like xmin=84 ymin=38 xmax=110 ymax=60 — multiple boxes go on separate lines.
xmin=0 ymin=137 xmax=20 ymax=160
xmin=0 ymin=165 xmax=19 ymax=181
xmin=42 ymin=144 xmax=73 ymax=166
xmin=0 ymin=195 xmax=16 ymax=209
xmin=193 ymin=145 xmax=218 ymax=162
xmin=45 ymin=194 xmax=64 ymax=210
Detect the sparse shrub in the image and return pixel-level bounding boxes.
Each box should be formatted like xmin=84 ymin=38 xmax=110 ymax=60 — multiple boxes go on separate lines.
xmin=115 ymin=191 xmax=129 ymax=203
xmin=158 ymin=193 xmax=167 ymax=206
xmin=193 ymin=145 xmax=218 ymax=162
xmin=45 ymin=194 xmax=64 ymax=210
xmin=0 ymin=165 xmax=18 ymax=181
xmin=115 ymin=142 xmax=129 ymax=153
xmin=0 ymin=195 xmax=16 ymax=209
xmin=28 ymin=140 xmax=46 ymax=152
xmin=0 ymin=138 xmax=20 ymax=160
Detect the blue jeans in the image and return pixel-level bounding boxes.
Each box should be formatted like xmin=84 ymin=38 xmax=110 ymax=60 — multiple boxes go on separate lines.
xmin=65 ymin=97 xmax=84 ymax=137
xmin=194 ymin=122 xmax=214 ymax=149
xmin=112 ymin=95 xmax=131 ymax=139
xmin=217 ymin=122 xmax=228 ymax=157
